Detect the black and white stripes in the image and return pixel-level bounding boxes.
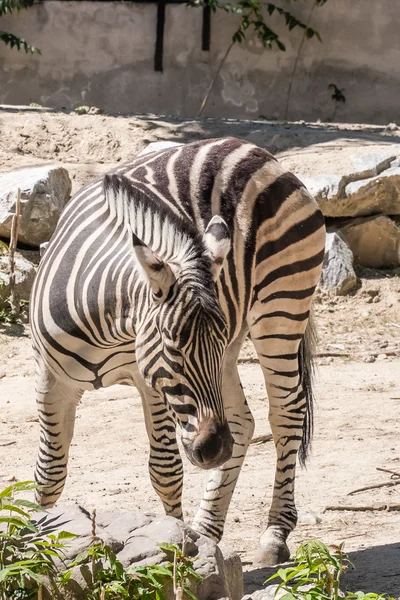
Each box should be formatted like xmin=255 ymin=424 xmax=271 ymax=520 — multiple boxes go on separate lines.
xmin=30 ymin=137 xmax=325 ymax=566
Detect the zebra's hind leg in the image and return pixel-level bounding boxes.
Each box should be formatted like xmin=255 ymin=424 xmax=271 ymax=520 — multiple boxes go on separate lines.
xmin=192 ymin=328 xmax=255 ymax=541
xmin=34 ymin=368 xmax=83 ymax=507
xmin=249 ymin=305 xmax=316 ymax=566
xmin=138 ymin=382 xmax=184 ymax=519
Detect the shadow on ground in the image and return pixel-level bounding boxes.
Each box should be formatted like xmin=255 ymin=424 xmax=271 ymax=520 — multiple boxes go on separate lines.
xmin=133 ymin=115 xmax=400 ymax=156
xmin=2 ymin=104 xmax=400 ymax=157
xmin=243 ymin=543 xmax=400 ymax=597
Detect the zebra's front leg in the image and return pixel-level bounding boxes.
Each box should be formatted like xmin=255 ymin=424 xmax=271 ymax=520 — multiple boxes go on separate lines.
xmin=34 ymin=368 xmax=83 ymax=507
xmin=139 ymin=384 xmax=184 ymax=519
xmin=192 ymin=331 xmax=254 ymax=541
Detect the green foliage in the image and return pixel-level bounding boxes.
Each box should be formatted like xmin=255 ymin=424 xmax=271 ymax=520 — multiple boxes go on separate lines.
xmin=0 ymin=481 xmax=77 ymax=600
xmin=267 ymin=539 xmax=394 ymax=600
xmin=61 ymin=540 xmax=201 ymax=600
xmin=0 ymin=0 xmax=40 ymax=53
xmin=0 ymin=299 xmax=29 ymax=324
xmin=189 ymin=0 xmax=327 ymax=50
xmin=0 ymin=482 xmax=201 ymax=600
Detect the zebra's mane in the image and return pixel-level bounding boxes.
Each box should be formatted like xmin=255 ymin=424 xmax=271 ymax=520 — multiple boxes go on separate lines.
xmin=104 ymin=174 xmax=217 ymax=307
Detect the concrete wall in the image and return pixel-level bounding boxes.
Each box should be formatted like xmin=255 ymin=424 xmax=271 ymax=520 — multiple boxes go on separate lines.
xmin=1 ymin=0 xmax=400 ymax=123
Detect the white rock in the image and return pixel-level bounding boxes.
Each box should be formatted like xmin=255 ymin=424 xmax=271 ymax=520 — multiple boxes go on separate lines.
xmin=0 ymin=166 xmax=71 ymax=247
xmin=139 ymin=141 xmax=183 ymax=156
xmin=298 ymin=512 xmax=322 ymax=525
xmin=296 ymin=148 xmax=400 ymax=218
xmin=318 ymin=231 xmax=358 ymax=296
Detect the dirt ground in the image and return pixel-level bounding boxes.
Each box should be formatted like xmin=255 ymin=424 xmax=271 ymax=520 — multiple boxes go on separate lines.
xmin=0 ymin=108 xmax=400 ymax=597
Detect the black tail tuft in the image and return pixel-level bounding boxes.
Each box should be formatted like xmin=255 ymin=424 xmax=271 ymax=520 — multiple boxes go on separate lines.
xmin=298 ymin=310 xmax=317 ymax=467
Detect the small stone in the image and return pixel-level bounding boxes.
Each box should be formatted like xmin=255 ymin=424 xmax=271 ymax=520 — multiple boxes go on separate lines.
xmin=298 ymin=512 xmax=322 ymax=525
xmin=379 ymin=341 xmax=389 ymax=349
xmin=373 ymin=296 xmax=381 ymax=303
xmin=364 ymin=356 xmax=376 ymax=363
xmin=385 ymin=122 xmax=399 ymax=131
xmin=377 ymin=353 xmax=388 ymax=360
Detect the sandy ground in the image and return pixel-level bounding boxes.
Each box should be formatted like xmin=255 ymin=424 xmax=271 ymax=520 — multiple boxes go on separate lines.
xmin=1 ymin=106 xmax=400 ymax=195
xmin=0 ymin=108 xmax=400 ymax=596
xmin=1 ymin=304 xmax=399 ymax=596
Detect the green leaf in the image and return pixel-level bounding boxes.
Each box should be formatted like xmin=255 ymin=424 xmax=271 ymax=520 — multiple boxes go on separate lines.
xmin=0 ymin=30 xmax=40 ymax=53
xmin=14 ymin=499 xmax=46 ymax=512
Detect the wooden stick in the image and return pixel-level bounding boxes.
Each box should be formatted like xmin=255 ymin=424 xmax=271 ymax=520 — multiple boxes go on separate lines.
xmin=376 ymin=467 xmax=400 ymax=478
xmin=198 ymin=41 xmax=234 ymax=117
xmin=387 ymin=322 xmax=400 ymax=329
xmin=250 ymin=434 xmax=273 ymax=445
xmin=316 ymin=352 xmax=350 ymax=358
xmin=348 ymin=480 xmax=400 ymax=496
xmin=9 ymin=188 xmax=21 ymax=315
xmin=0 ymin=441 xmax=16 ymax=447
xmin=324 ymin=504 xmax=400 ymax=513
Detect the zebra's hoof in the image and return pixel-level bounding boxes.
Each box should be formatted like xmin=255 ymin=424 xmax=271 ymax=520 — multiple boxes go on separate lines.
xmin=253 ymin=540 xmax=290 ymax=567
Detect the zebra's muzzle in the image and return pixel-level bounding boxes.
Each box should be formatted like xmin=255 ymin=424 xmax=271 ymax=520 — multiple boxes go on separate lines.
xmin=184 ymin=419 xmax=233 ymax=470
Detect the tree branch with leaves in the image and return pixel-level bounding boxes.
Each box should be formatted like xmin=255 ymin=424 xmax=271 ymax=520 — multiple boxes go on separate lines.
xmin=189 ymin=0 xmax=328 ymax=117
xmin=0 ymin=0 xmax=40 ymax=53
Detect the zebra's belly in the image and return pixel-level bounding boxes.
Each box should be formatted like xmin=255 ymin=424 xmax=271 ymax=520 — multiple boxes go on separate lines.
xmin=37 ymin=332 xmax=139 ymax=392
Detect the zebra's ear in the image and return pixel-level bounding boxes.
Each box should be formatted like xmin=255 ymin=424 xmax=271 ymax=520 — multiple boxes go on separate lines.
xmin=203 ymin=216 xmax=231 ymax=281
xmin=132 ymin=236 xmax=176 ymax=303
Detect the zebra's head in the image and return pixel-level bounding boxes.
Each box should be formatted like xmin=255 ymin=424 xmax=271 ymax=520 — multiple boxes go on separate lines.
xmin=133 ymin=215 xmax=234 ymax=470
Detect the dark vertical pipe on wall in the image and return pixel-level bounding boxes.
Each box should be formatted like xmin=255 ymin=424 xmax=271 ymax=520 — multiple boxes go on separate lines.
xmin=202 ymin=1 xmax=211 ymax=51
xmin=155 ymin=0 xmax=166 ymax=72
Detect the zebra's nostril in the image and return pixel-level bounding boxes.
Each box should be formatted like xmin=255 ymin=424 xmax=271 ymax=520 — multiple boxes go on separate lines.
xmin=192 ymin=448 xmax=204 ymax=464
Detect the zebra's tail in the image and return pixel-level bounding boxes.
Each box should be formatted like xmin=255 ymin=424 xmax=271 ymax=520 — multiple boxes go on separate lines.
xmin=298 ymin=307 xmax=318 ymax=467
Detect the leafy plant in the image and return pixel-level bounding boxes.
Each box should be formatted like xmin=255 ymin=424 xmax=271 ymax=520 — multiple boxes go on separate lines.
xmin=267 ymin=539 xmax=394 ymax=600
xmin=0 ymin=482 xmax=201 ymax=599
xmin=0 ymin=0 xmax=40 ymax=53
xmin=61 ymin=539 xmax=201 ymax=600
xmin=0 ymin=480 xmax=76 ymax=600
xmin=0 ymin=299 xmax=29 ymax=324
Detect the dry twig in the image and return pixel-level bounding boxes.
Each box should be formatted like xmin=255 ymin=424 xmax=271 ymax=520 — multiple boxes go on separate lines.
xmin=0 ymin=441 xmax=16 ymax=447
xmin=9 ymin=188 xmax=22 ymax=315
xmin=348 ymin=480 xmax=400 ymax=496
xmin=324 ymin=504 xmax=400 ymax=512
xmin=376 ymin=467 xmax=400 ymax=478
xmin=250 ymin=434 xmax=273 ymax=445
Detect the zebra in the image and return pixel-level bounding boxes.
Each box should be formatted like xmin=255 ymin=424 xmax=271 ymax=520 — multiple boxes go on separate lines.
xmin=30 ymin=137 xmax=325 ymax=566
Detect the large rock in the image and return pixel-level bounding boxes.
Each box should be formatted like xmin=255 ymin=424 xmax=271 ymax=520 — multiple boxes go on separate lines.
xmin=318 ymin=231 xmax=358 ymax=295
xmin=341 ymin=215 xmax=400 ymax=268
xmin=36 ymin=506 xmax=243 ymax=600
xmin=0 ymin=165 xmax=71 ymax=247
xmin=287 ymin=147 xmax=400 ymax=218
xmin=0 ymin=252 xmax=36 ymax=308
